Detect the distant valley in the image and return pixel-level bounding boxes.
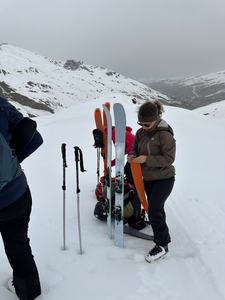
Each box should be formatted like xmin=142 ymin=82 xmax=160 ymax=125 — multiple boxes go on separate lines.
xmin=141 ymin=71 xmax=225 ymax=109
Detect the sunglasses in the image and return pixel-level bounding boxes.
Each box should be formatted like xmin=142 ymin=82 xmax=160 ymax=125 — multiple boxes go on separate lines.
xmin=137 ymin=121 xmax=152 ymax=128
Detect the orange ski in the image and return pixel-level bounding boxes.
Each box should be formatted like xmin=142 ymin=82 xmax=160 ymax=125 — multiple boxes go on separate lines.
xmin=102 ymin=102 xmax=110 ymax=176
xmin=94 ymin=108 xmax=104 ymax=182
xmin=94 ymin=108 xmax=103 ymax=132
xmin=94 ymin=103 xmax=111 ymax=176
xmin=130 ymin=160 xmax=148 ymax=213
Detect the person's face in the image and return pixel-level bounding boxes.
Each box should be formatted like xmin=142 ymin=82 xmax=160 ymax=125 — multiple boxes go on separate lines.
xmin=137 ymin=121 xmax=157 ymax=131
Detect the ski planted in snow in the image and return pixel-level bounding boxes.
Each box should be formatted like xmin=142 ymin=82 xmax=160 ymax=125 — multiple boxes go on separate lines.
xmin=113 ymin=103 xmax=126 ymax=248
xmin=103 ymin=104 xmax=112 ymax=239
xmin=102 ymin=102 xmax=110 ymax=176
xmin=94 ymin=108 xmax=104 ymax=184
xmin=94 ymin=103 xmax=110 ymax=178
xmin=94 ymin=108 xmax=103 ymax=132
xmin=124 ymin=225 xmax=154 ymax=241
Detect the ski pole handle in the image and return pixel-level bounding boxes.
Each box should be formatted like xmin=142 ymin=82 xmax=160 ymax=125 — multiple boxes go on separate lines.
xmin=61 ymin=143 xmax=67 ymax=250
xmin=74 ymin=146 xmax=87 ymax=194
xmin=61 ymin=143 xmax=67 ymax=191
xmin=74 ymin=146 xmax=80 ymax=194
xmin=61 ymin=143 xmax=68 ymax=168
xmin=74 ymin=146 xmax=80 ymax=163
xmin=74 ymin=146 xmax=86 ymax=172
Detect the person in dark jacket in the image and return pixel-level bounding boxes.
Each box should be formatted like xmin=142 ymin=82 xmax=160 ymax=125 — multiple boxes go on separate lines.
xmin=127 ymin=100 xmax=176 ymax=263
xmin=0 ymin=96 xmax=43 ymax=299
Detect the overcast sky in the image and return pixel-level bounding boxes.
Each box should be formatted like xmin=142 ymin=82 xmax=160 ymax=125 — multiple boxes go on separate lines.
xmin=1 ymin=0 xmax=225 ymax=81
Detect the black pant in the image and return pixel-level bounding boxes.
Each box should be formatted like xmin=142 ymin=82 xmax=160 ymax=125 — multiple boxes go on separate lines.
xmin=144 ymin=177 xmax=175 ymax=246
xmin=0 ymin=187 xmax=41 ymax=300
xmin=124 ymin=162 xmax=134 ymax=186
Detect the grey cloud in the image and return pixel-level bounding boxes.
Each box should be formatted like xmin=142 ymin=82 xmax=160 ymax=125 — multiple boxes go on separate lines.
xmin=1 ymin=0 xmax=225 ymax=80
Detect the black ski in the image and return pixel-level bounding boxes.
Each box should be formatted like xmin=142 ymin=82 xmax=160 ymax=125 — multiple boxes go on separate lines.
xmin=124 ymin=225 xmax=154 ymax=241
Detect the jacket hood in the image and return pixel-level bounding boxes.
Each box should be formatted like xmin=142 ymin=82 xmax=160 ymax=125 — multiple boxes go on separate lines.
xmin=157 ymin=119 xmax=174 ymax=136
xmin=140 ymin=118 xmax=174 ymax=137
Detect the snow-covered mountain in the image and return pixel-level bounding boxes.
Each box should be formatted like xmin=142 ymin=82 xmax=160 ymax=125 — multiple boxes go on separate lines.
xmin=0 ymin=44 xmax=185 ymax=117
xmin=141 ymin=71 xmax=225 ymax=109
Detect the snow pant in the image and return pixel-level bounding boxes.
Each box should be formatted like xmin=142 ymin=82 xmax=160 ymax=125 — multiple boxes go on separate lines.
xmin=144 ymin=176 xmax=175 ymax=246
xmin=0 ymin=186 xmax=41 ymax=300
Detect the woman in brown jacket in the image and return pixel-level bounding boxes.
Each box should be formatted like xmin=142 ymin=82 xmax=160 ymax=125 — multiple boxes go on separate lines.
xmin=127 ymin=101 xmax=176 ymax=263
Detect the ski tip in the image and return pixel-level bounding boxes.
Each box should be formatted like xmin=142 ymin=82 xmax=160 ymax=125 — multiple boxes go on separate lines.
xmin=113 ymin=103 xmax=124 ymax=110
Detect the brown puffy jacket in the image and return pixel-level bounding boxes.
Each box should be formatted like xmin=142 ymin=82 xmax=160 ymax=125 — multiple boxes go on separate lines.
xmin=129 ymin=119 xmax=176 ymax=181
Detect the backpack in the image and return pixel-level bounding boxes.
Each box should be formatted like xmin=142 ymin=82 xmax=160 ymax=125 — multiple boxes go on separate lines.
xmin=0 ymin=108 xmax=22 ymax=190
xmin=94 ymin=178 xmax=134 ymax=222
xmin=94 ymin=176 xmax=147 ymax=229
xmin=102 ymin=180 xmax=134 ymax=221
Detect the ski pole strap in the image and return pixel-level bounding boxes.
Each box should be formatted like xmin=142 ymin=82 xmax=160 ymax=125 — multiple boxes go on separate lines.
xmin=74 ymin=146 xmax=86 ymax=173
xmin=61 ymin=143 xmax=68 ymax=168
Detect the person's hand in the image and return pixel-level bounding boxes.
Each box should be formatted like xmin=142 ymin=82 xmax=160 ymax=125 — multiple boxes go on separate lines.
xmin=132 ymin=155 xmax=147 ymax=164
xmin=127 ymin=155 xmax=134 ymax=163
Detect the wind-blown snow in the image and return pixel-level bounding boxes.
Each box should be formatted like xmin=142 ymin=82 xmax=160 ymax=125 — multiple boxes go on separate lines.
xmin=1 ymin=94 xmax=225 ymax=300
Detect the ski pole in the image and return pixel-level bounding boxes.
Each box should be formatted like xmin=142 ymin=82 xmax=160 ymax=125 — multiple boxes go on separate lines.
xmin=97 ymin=147 xmax=100 ymax=184
xmin=92 ymin=129 xmax=104 ymax=184
xmin=61 ymin=143 xmax=68 ymax=250
xmin=74 ymin=146 xmax=86 ymax=254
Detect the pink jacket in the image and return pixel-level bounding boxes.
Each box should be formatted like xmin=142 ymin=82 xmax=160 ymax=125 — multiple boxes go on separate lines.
xmin=108 ymin=126 xmax=135 ymax=167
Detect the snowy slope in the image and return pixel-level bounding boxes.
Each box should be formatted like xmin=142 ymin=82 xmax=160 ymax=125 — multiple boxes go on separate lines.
xmin=0 ymin=44 xmax=182 ymax=117
xmin=195 ymin=100 xmax=225 ymax=119
xmin=183 ymin=70 xmax=225 ymax=86
xmin=0 ymin=94 xmax=225 ymax=300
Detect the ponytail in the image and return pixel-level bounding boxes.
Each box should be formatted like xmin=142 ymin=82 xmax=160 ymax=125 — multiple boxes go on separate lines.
xmin=153 ymin=101 xmax=164 ymax=117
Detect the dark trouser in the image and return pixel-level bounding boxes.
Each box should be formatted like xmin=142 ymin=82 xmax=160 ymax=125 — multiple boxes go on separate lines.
xmin=124 ymin=162 xmax=134 ymax=186
xmin=144 ymin=176 xmax=175 ymax=246
xmin=0 ymin=187 xmax=41 ymax=300
xmin=124 ymin=162 xmax=141 ymax=221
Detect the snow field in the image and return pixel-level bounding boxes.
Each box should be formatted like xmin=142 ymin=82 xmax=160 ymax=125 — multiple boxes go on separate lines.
xmin=1 ymin=94 xmax=225 ymax=300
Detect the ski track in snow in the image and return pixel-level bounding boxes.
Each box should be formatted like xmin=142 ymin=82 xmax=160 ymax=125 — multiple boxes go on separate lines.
xmin=1 ymin=94 xmax=225 ymax=300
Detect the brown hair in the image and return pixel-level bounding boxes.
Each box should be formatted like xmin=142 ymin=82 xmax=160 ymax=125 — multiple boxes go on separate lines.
xmin=138 ymin=100 xmax=164 ymax=120
xmin=153 ymin=100 xmax=164 ymax=117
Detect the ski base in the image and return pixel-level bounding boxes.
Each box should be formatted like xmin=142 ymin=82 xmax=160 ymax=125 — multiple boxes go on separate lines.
xmin=113 ymin=103 xmax=126 ymax=248
xmin=124 ymin=225 xmax=154 ymax=241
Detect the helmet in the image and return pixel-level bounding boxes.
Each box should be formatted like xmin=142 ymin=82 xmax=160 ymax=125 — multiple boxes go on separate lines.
xmin=94 ymin=201 xmax=108 ymax=221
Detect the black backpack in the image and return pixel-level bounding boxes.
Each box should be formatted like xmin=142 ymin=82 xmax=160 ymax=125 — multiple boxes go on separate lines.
xmin=0 ymin=107 xmax=22 ymax=190
xmin=94 ymin=179 xmax=134 ymax=222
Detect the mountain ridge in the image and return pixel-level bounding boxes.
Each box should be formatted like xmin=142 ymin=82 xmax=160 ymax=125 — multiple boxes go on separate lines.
xmin=0 ymin=44 xmax=187 ymax=117
xmin=141 ymin=71 xmax=225 ymax=109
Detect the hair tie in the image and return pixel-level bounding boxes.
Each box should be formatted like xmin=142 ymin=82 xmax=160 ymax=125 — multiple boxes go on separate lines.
xmin=153 ymin=103 xmax=157 ymax=107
